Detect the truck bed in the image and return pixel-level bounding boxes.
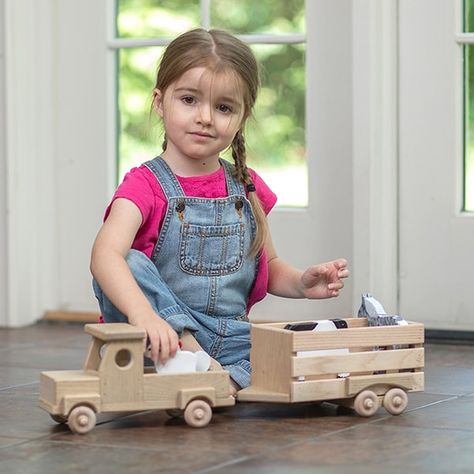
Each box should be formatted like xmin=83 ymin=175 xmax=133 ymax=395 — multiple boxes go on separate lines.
xmin=238 ymin=318 xmax=424 ymax=404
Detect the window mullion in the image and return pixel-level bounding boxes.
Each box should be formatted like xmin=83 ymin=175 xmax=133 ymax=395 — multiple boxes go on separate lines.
xmin=201 ymin=0 xmax=211 ymax=29
xmin=108 ymin=33 xmax=306 ymax=50
xmin=456 ymin=32 xmax=474 ymax=43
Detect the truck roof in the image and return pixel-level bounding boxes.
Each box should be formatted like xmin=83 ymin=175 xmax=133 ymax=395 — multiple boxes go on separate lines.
xmin=85 ymin=323 xmax=146 ymax=341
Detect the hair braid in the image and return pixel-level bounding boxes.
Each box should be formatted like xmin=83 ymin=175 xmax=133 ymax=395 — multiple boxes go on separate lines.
xmin=231 ymin=130 xmax=251 ymax=184
xmin=231 ymin=130 xmax=268 ymax=256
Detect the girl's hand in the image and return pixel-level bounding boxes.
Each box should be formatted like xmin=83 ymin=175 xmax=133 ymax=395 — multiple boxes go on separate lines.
xmin=300 ymin=258 xmax=349 ymax=299
xmin=129 ymin=311 xmax=179 ymax=364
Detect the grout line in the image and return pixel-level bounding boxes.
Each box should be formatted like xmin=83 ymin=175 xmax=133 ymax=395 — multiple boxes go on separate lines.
xmin=405 ymin=395 xmax=459 ymax=411
xmin=0 ymin=381 xmax=38 ymax=392
xmin=194 ymin=456 xmax=258 ymax=474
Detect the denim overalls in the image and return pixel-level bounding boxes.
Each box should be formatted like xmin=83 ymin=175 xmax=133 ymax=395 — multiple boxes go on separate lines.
xmin=93 ymin=156 xmax=257 ymax=388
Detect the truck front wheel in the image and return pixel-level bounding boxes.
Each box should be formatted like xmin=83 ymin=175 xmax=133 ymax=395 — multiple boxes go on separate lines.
xmin=184 ymin=400 xmax=212 ymax=428
xmin=68 ymin=406 xmax=96 ymax=434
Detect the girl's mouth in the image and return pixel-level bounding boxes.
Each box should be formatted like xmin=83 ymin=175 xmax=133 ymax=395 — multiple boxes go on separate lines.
xmin=190 ymin=131 xmax=213 ymax=138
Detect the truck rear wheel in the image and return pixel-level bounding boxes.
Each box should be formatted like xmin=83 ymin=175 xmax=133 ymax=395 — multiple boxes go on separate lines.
xmin=383 ymin=388 xmax=408 ymax=415
xmin=184 ymin=399 xmax=212 ymax=428
xmin=354 ymin=390 xmax=379 ymax=417
xmin=68 ymin=406 xmax=96 ymax=434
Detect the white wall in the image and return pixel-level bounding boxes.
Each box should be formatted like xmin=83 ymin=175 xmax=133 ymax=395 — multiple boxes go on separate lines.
xmin=2 ymin=0 xmax=108 ymax=326
xmin=54 ymin=0 xmax=109 ymax=312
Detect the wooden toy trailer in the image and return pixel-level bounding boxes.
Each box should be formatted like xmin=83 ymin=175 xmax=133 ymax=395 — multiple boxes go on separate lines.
xmin=39 ymin=324 xmax=235 ymax=433
xmin=238 ymin=318 xmax=424 ymax=416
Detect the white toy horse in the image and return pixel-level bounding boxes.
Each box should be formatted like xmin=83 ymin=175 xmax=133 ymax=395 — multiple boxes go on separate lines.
xmin=156 ymin=343 xmax=211 ymax=374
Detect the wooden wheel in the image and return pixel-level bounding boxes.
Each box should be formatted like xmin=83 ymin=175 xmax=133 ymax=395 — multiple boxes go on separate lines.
xmin=353 ymin=390 xmax=380 ymax=417
xmin=184 ymin=399 xmax=212 ymax=428
xmin=383 ymin=388 xmax=408 ymax=415
xmin=68 ymin=406 xmax=96 ymax=434
xmin=50 ymin=414 xmax=67 ymax=424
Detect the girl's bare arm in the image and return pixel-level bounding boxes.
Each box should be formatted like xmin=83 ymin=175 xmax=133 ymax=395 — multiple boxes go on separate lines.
xmin=90 ymin=198 xmax=179 ymax=363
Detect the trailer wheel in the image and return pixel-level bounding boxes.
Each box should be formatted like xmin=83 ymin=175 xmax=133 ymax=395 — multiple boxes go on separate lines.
xmin=184 ymin=399 xmax=212 ymax=428
xmin=383 ymin=388 xmax=408 ymax=415
xmin=68 ymin=406 xmax=96 ymax=434
xmin=50 ymin=414 xmax=67 ymax=424
xmin=354 ymin=390 xmax=380 ymax=417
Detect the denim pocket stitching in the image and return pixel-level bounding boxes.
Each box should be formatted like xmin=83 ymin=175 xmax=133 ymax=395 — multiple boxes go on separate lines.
xmin=179 ymin=223 xmax=244 ymax=276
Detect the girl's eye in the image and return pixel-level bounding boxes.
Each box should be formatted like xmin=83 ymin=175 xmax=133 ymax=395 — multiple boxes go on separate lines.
xmin=181 ymin=96 xmax=195 ymax=105
xmin=217 ymin=104 xmax=232 ymax=114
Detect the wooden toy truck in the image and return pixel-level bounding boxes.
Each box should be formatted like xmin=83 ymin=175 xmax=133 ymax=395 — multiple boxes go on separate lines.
xmin=39 ymin=324 xmax=235 ymax=433
xmin=238 ymin=318 xmax=424 ymax=417
xmin=39 ymin=317 xmax=424 ymax=433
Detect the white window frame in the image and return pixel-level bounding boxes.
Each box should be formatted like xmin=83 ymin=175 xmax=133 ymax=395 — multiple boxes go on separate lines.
xmin=0 ymin=0 xmax=6 ymax=325
xmin=351 ymin=1 xmax=399 ymax=314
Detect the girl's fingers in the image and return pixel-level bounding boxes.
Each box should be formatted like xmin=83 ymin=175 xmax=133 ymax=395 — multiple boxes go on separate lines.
xmin=159 ymin=334 xmax=170 ymax=364
xmin=328 ymin=280 xmax=344 ymax=291
xmin=338 ymin=269 xmax=350 ymax=278
xmin=151 ymin=334 xmax=160 ymax=364
xmin=169 ymin=331 xmax=179 ymax=358
xmin=335 ymin=258 xmax=348 ymax=269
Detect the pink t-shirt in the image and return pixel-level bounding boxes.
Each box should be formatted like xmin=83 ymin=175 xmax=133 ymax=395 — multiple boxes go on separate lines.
xmin=105 ymin=163 xmax=277 ymax=311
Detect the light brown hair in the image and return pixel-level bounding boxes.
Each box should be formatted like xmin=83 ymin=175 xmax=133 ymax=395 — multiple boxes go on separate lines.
xmin=153 ymin=28 xmax=268 ymax=255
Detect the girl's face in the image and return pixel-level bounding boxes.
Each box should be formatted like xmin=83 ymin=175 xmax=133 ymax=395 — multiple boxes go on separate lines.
xmin=154 ymin=66 xmax=245 ymax=174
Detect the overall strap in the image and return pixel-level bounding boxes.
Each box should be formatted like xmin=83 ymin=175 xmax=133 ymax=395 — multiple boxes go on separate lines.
xmin=144 ymin=156 xmax=185 ymax=198
xmin=219 ymin=158 xmax=246 ymax=196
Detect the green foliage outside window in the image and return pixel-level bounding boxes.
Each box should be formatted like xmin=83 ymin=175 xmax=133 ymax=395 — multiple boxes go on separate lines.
xmin=464 ymin=0 xmax=474 ymax=211
xmin=116 ymin=0 xmax=306 ymax=206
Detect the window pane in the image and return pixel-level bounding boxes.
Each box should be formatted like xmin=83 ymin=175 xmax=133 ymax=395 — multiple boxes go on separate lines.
xmin=117 ymin=47 xmax=164 ymax=180
xmin=465 ymin=44 xmax=474 ymax=211
xmin=115 ymin=1 xmax=307 ymax=207
xmin=246 ymin=43 xmax=307 ymax=207
xmin=211 ymin=0 xmax=305 ymax=34
xmin=465 ymin=0 xmax=474 ymax=32
xmin=118 ymin=43 xmax=307 ymax=206
xmin=116 ymin=0 xmax=200 ymax=38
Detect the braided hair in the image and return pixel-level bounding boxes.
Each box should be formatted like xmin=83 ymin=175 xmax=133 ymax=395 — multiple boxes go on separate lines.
xmin=231 ymin=129 xmax=267 ymax=255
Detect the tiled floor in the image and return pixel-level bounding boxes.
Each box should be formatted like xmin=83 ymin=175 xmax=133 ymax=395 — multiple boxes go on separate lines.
xmin=1 ymin=321 xmax=473 ymax=474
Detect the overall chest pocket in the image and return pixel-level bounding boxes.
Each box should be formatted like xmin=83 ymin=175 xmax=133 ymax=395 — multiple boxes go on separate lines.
xmin=179 ymin=222 xmax=245 ymax=276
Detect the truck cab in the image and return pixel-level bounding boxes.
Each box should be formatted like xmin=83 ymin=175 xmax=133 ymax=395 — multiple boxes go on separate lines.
xmin=39 ymin=324 xmax=235 ymax=433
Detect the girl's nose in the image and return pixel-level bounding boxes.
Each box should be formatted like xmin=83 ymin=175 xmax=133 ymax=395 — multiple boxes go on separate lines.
xmin=197 ymin=104 xmax=213 ymax=126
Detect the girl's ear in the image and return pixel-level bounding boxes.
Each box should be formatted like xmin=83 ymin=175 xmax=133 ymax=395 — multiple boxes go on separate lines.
xmin=153 ymin=88 xmax=164 ymax=117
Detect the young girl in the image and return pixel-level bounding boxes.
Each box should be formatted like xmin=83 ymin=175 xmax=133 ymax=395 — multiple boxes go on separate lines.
xmin=90 ymin=28 xmax=349 ymax=392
